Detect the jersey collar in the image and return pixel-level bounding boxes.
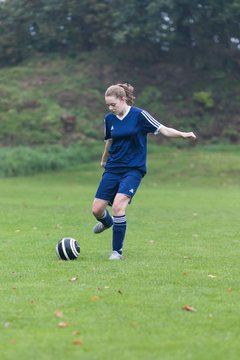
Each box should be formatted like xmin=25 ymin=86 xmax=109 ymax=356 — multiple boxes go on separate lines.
xmin=116 ymin=106 xmax=131 ymax=120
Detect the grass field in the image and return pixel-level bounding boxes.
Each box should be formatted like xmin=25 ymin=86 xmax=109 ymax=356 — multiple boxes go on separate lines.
xmin=0 ymin=146 xmax=240 ymax=360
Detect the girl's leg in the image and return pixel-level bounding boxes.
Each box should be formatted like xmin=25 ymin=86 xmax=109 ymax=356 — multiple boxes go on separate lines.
xmin=111 ymin=193 xmax=130 ymax=256
xmin=92 ymin=198 xmax=113 ymax=232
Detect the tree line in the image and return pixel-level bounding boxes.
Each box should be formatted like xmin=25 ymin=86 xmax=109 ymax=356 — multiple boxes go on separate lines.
xmin=0 ymin=0 xmax=240 ymax=68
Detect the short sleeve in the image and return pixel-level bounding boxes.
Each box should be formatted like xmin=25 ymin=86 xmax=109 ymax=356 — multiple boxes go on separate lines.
xmin=140 ymin=110 xmax=163 ymax=134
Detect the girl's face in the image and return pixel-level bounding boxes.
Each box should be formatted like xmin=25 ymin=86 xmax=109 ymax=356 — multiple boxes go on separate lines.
xmin=105 ymin=96 xmax=128 ymax=116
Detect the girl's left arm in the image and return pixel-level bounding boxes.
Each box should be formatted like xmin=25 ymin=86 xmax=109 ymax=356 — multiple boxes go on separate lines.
xmin=100 ymin=139 xmax=112 ymax=167
xmin=159 ymin=125 xmax=197 ymax=140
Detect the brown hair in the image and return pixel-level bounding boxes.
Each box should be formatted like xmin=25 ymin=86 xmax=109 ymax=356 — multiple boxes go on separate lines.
xmin=105 ymin=83 xmax=135 ymax=105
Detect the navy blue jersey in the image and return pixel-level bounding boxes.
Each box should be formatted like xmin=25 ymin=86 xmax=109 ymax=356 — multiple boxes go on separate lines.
xmin=104 ymin=106 xmax=162 ymax=175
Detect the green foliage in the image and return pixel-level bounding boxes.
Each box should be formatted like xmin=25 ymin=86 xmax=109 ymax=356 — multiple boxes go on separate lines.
xmin=0 ymin=142 xmax=102 ymax=177
xmin=0 ymin=54 xmax=239 ymax=150
xmin=0 ymin=0 xmax=240 ymax=69
xmin=137 ymin=86 xmax=166 ymax=115
xmin=193 ymin=91 xmax=214 ymax=109
xmin=0 ymin=56 xmax=106 ymax=145
xmin=222 ymin=126 xmax=240 ymax=143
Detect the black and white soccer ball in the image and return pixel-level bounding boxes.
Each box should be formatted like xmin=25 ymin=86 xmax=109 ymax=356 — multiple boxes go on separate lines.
xmin=56 ymin=238 xmax=80 ymax=260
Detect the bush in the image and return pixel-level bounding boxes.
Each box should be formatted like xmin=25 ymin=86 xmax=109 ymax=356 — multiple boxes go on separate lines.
xmin=0 ymin=141 xmax=102 ymax=177
xmin=193 ymin=91 xmax=214 ymax=109
xmin=137 ymin=86 xmax=166 ymax=115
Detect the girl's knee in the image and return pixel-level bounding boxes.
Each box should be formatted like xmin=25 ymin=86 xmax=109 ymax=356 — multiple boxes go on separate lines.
xmin=92 ymin=205 xmax=102 ymax=218
xmin=92 ymin=199 xmax=107 ymax=218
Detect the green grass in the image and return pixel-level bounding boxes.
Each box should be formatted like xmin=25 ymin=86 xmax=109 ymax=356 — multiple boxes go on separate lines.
xmin=0 ymin=142 xmax=103 ymax=177
xmin=1 ymin=146 xmax=240 ymax=360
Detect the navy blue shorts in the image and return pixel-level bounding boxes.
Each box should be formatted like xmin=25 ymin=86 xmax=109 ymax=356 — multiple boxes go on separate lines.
xmin=95 ymin=169 xmax=143 ymax=205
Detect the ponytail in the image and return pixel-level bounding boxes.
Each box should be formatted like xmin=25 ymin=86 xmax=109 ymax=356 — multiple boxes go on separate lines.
xmin=105 ymin=83 xmax=135 ymax=105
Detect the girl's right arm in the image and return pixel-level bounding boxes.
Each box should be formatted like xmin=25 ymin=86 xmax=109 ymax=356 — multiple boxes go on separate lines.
xmin=101 ymin=139 xmax=112 ymax=167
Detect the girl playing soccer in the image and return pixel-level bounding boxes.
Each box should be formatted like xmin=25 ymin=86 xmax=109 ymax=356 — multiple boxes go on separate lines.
xmin=92 ymin=83 xmax=196 ymax=260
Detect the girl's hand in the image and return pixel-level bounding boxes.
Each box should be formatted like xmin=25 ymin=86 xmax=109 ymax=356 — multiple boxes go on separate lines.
xmin=183 ymin=132 xmax=197 ymax=140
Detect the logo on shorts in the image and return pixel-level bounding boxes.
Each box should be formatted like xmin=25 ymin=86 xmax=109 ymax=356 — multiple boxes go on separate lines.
xmin=129 ymin=188 xmax=134 ymax=194
xmin=111 ymin=126 xmax=114 ymax=130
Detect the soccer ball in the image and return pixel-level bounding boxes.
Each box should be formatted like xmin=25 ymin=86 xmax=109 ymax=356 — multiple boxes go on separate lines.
xmin=56 ymin=238 xmax=80 ymax=260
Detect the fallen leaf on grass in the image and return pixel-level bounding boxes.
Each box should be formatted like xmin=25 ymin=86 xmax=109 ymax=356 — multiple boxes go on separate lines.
xmin=72 ymin=330 xmax=81 ymax=335
xmin=69 ymin=277 xmax=78 ymax=282
xmin=54 ymin=309 xmax=63 ymax=318
xmin=182 ymin=305 xmax=197 ymax=312
xmin=208 ymin=274 xmax=217 ymax=278
xmin=58 ymin=321 xmax=69 ymax=328
xmin=73 ymin=339 xmax=83 ymax=346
